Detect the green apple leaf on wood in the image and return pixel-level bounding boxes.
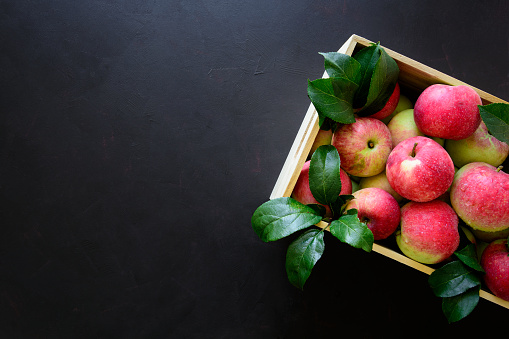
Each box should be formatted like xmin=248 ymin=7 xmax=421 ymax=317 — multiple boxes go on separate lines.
xmin=479 ymin=103 xmax=509 ymax=144
xmin=442 ymin=286 xmax=480 ymax=324
xmin=454 ymin=244 xmax=485 ymax=272
xmin=329 ymin=210 xmax=374 ymax=252
xmin=307 ymin=77 xmax=358 ymax=124
xmin=428 ymin=260 xmax=481 ymax=298
xmin=251 ymin=197 xmax=323 ymax=242
xmin=309 ymin=145 xmax=342 ymax=206
xmin=319 ymin=52 xmax=362 ymax=84
xmin=286 ymin=228 xmax=325 ymax=290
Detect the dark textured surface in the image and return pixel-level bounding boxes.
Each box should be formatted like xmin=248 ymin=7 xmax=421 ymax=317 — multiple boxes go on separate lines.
xmin=1 ymin=1 xmax=509 ymax=338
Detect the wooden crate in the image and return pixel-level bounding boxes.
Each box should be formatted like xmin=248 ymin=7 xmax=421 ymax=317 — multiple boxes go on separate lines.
xmin=270 ymin=34 xmax=509 ymax=309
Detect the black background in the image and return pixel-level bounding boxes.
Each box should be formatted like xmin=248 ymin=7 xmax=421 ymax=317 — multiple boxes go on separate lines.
xmin=1 ymin=1 xmax=509 ymax=338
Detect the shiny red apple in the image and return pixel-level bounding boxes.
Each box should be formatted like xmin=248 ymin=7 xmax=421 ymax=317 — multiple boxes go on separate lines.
xmin=413 ymin=84 xmax=482 ymax=140
xmin=332 ymin=117 xmax=392 ymax=177
xmin=344 ymin=187 xmax=400 ymax=240
xmin=396 ymin=200 xmax=460 ymax=264
xmin=481 ymin=239 xmax=509 ymax=301
xmin=386 ymin=136 xmax=455 ymax=202
xmin=450 ymin=162 xmax=509 ymax=233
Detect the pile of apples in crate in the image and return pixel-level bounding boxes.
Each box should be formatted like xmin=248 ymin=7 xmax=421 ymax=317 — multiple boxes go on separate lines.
xmin=293 ymin=80 xmax=509 ymax=302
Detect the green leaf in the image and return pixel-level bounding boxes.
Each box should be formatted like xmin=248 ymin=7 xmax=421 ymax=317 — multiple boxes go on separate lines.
xmin=352 ymin=43 xmax=383 ymax=109
xmin=306 ymin=204 xmax=327 ymax=218
xmin=319 ymin=117 xmax=336 ymax=131
xmin=251 ymin=197 xmax=323 ymax=242
xmin=309 ymin=145 xmax=342 ymax=206
xmin=339 ymin=195 xmax=355 ymax=206
xmin=307 ymin=77 xmax=358 ymax=124
xmin=328 ymin=195 xmax=355 ymax=219
xmin=319 ymin=52 xmax=362 ymax=85
xmin=454 ymin=244 xmax=485 ymax=272
xmin=329 ymin=212 xmax=373 ymax=252
xmin=428 ymin=261 xmax=481 ymax=298
xmin=286 ymin=228 xmax=325 ymax=290
xmin=479 ymin=103 xmax=509 ymax=144
xmin=356 ymin=48 xmax=399 ymax=117
xmin=442 ymin=286 xmax=480 ymax=323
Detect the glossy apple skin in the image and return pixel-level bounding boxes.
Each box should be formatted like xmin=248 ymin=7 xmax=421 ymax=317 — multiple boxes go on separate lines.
xmin=291 ymin=160 xmax=352 ymax=216
xmin=471 ymin=227 xmax=509 ymax=243
xmin=332 ymin=117 xmax=392 ymax=177
xmin=481 ymin=239 xmax=509 ymax=301
xmin=445 ymin=121 xmax=509 ymax=168
xmin=387 ymin=109 xmax=425 ymax=148
xmin=450 ymin=162 xmax=509 ymax=232
xmin=370 ymin=83 xmax=400 ymax=120
xmin=344 ymin=187 xmax=400 ymax=240
xmin=386 ymin=136 xmax=455 ymax=202
xmin=396 ymin=200 xmax=460 ymax=264
xmin=414 ymin=84 xmax=482 ymax=140
xmin=359 ymin=170 xmax=403 ymax=203
xmin=309 ymin=128 xmax=333 ymax=157
xmin=381 ymin=93 xmax=413 ymax=124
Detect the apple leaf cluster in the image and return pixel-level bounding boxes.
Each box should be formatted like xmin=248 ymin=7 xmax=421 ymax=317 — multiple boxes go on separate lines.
xmin=252 ymin=145 xmax=374 ymax=289
xmin=428 ymin=242 xmax=485 ymax=323
xmin=307 ymin=43 xmax=399 ymax=127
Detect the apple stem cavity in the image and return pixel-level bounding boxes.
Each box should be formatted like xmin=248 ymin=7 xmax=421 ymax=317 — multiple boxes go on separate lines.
xmin=368 ymin=141 xmax=375 ymax=149
xmin=411 ymin=142 xmax=418 ymax=157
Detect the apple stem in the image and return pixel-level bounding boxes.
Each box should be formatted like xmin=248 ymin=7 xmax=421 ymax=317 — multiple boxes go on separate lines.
xmin=368 ymin=141 xmax=375 ymax=149
xmin=497 ymin=166 xmax=503 ymax=172
xmin=411 ymin=142 xmax=418 ymax=157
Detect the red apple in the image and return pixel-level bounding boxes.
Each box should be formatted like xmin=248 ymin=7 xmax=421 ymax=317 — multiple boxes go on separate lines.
xmin=450 ymin=162 xmax=509 ymax=232
xmin=413 ymin=84 xmax=482 ymax=140
xmin=344 ymin=187 xmax=400 ymax=240
xmin=332 ymin=117 xmax=392 ymax=177
xmin=386 ymin=136 xmax=455 ymax=202
xmin=369 ymin=83 xmax=400 ymax=120
xmin=444 ymin=120 xmax=509 ymax=168
xmin=396 ymin=200 xmax=460 ymax=264
xmin=291 ymin=160 xmax=352 ymax=216
xmin=387 ymin=109 xmax=425 ymax=148
xmin=481 ymin=239 xmax=509 ymax=301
